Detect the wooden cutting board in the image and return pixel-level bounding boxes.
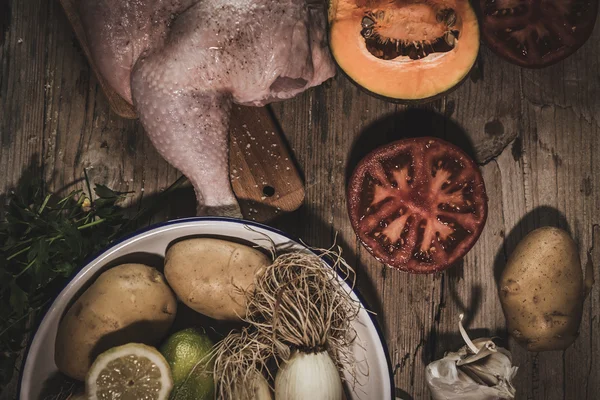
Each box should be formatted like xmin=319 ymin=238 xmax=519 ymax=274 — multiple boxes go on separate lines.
xmin=59 ymin=0 xmax=305 ymax=222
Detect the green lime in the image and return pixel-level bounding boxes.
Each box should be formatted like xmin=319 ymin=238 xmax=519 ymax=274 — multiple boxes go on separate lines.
xmin=86 ymin=343 xmax=173 ymax=400
xmin=160 ymin=328 xmax=215 ymax=400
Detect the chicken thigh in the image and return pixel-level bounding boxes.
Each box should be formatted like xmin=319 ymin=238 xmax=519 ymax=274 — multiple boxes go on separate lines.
xmin=79 ymin=0 xmax=335 ymax=216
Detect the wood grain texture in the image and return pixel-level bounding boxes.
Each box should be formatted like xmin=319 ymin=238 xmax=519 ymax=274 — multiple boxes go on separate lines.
xmin=229 ymin=105 xmax=305 ymax=221
xmin=1 ymin=0 xmax=600 ymax=399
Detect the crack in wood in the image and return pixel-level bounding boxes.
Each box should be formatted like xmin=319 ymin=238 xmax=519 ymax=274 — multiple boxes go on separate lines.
xmin=393 ymin=352 xmax=410 ymax=376
xmin=409 ymin=334 xmax=426 ymax=389
xmin=523 ymin=96 xmax=600 ymax=130
xmin=585 ymin=224 xmax=599 ymax=399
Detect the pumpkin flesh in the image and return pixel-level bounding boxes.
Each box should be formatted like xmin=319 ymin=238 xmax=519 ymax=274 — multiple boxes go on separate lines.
xmin=329 ymin=0 xmax=480 ymax=100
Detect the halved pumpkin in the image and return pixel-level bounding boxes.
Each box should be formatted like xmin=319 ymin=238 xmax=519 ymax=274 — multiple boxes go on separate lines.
xmin=329 ymin=0 xmax=480 ymax=101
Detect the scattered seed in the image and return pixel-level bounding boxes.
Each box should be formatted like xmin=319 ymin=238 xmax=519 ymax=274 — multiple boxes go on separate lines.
xmin=436 ymin=9 xmax=446 ymax=22
xmin=445 ymin=9 xmax=457 ymax=27
xmin=361 ymin=16 xmax=375 ymax=28
xmin=437 ymin=8 xmax=457 ymax=27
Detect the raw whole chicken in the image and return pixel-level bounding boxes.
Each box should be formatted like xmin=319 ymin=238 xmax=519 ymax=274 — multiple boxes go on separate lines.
xmin=79 ymin=0 xmax=335 ymax=216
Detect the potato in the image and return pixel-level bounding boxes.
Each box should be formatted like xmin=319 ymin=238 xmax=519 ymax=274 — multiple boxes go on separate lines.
xmin=55 ymin=264 xmax=177 ymax=380
xmin=164 ymin=238 xmax=271 ymax=320
xmin=499 ymin=227 xmax=585 ymax=351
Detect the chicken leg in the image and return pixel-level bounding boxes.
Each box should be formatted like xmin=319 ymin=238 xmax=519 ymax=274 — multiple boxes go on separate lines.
xmin=80 ymin=0 xmax=335 ymax=215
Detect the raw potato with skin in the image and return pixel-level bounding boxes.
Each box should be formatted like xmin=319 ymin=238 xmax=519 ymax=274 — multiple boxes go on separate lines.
xmin=164 ymin=238 xmax=271 ymax=320
xmin=499 ymin=227 xmax=590 ymax=352
xmin=54 ymin=264 xmax=177 ymax=380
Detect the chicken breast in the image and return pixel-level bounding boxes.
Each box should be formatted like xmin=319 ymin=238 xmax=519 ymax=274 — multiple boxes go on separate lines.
xmin=79 ymin=0 xmax=335 ymax=216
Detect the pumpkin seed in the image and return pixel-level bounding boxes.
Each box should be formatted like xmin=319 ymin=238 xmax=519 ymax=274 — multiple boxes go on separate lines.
xmin=445 ymin=9 xmax=457 ymax=27
xmin=437 ymin=8 xmax=457 ymax=27
xmin=361 ymin=16 xmax=375 ymax=28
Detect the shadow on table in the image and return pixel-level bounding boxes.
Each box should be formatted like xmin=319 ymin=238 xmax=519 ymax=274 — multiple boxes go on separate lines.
xmin=423 ymin=206 xmax=570 ymax=366
xmin=271 ymin=206 xmax=404 ymax=399
xmin=445 ymin=259 xmax=483 ymax=328
xmin=345 ymin=108 xmax=477 ymax=185
xmin=421 ymin=263 xmax=484 ymax=365
xmin=271 ymin=207 xmax=385 ymax=326
xmin=493 ymin=206 xmax=571 ymax=285
xmin=37 ymin=372 xmax=83 ymax=400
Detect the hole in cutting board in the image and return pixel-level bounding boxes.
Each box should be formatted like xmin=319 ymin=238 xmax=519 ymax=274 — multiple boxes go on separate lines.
xmin=262 ymin=185 xmax=275 ymax=197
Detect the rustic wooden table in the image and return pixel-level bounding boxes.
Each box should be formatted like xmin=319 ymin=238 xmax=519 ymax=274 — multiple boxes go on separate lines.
xmin=1 ymin=0 xmax=599 ymax=399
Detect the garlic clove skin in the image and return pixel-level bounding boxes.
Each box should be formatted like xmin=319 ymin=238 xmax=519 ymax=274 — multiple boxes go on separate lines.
xmin=275 ymin=351 xmax=343 ymax=400
xmin=427 ymin=356 xmax=516 ymax=400
xmin=426 ymin=314 xmax=518 ymax=400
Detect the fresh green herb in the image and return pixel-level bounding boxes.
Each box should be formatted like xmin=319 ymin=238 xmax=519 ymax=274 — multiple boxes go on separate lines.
xmin=0 ymin=173 xmax=187 ymax=388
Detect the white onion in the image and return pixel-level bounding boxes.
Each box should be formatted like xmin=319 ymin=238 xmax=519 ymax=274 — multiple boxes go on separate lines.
xmin=275 ymin=351 xmax=343 ymax=400
xmin=231 ymin=370 xmax=272 ymax=400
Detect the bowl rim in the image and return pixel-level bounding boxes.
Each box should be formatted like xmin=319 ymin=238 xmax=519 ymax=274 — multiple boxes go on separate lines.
xmin=18 ymin=216 xmax=395 ymax=399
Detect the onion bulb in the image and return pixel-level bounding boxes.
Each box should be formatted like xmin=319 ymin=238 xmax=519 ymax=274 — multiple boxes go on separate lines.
xmin=231 ymin=369 xmax=272 ymax=400
xmin=213 ymin=248 xmax=361 ymax=400
xmin=275 ymin=351 xmax=343 ymax=400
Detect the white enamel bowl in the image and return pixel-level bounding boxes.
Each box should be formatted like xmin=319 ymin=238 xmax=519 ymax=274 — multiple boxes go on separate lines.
xmin=19 ymin=217 xmax=393 ymax=399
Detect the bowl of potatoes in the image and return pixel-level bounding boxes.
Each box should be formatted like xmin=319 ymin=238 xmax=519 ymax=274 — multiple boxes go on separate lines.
xmin=20 ymin=217 xmax=393 ymax=400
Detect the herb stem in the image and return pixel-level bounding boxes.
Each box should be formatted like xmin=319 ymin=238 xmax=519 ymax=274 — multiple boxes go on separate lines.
xmin=37 ymin=194 xmax=52 ymax=215
xmin=74 ymin=215 xmax=91 ymax=224
xmin=7 ymin=217 xmax=102 ymax=263
xmin=47 ymin=234 xmax=63 ymax=245
xmin=6 ymin=246 xmax=30 ymax=261
xmin=0 ymin=301 xmax=50 ymax=338
xmin=84 ymin=168 xmax=94 ymax=206
xmin=78 ymin=218 xmax=106 ymax=230
xmin=14 ymin=259 xmax=36 ymax=278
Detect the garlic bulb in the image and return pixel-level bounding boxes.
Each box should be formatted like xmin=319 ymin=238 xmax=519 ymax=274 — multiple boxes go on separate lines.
xmin=275 ymin=351 xmax=343 ymax=400
xmin=426 ymin=314 xmax=518 ymax=400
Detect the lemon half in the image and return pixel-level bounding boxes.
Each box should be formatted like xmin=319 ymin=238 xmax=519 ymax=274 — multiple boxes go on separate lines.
xmin=86 ymin=343 xmax=173 ymax=400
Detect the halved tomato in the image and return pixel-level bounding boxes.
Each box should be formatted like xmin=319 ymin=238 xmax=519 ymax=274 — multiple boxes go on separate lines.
xmin=347 ymin=137 xmax=488 ymax=273
xmin=478 ymin=0 xmax=598 ymax=68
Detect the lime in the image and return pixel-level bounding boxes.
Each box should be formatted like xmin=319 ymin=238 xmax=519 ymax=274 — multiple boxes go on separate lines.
xmin=160 ymin=328 xmax=215 ymax=400
xmin=86 ymin=343 xmax=173 ymax=400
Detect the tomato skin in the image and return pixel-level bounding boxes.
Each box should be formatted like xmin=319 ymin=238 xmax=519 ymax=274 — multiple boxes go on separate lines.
xmin=347 ymin=137 xmax=488 ymax=273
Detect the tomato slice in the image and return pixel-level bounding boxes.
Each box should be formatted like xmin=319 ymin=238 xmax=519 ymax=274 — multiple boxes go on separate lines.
xmin=347 ymin=137 xmax=488 ymax=273
xmin=478 ymin=0 xmax=598 ymax=68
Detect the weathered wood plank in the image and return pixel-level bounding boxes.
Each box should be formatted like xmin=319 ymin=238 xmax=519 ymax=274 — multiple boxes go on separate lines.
xmin=445 ymin=47 xmax=523 ymax=164
xmin=1 ymin=0 xmax=600 ymax=399
xmin=0 ymin=0 xmax=50 ymax=192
